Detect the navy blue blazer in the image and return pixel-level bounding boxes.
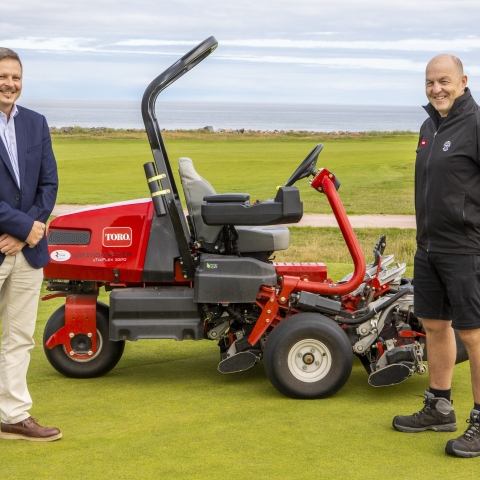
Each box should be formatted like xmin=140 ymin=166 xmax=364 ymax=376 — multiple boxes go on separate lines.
xmin=0 ymin=105 xmax=58 ymax=269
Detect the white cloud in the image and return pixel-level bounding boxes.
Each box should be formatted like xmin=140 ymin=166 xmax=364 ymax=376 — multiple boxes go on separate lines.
xmin=3 ymin=0 xmax=480 ymax=104
xmin=2 ymin=37 xmax=97 ymax=52
xmin=115 ymin=40 xmax=199 ymax=47
xmin=115 ymin=37 xmax=480 ymax=53
xmin=5 ymin=36 xmax=480 ymax=76
xmin=215 ymin=54 xmax=426 ymax=72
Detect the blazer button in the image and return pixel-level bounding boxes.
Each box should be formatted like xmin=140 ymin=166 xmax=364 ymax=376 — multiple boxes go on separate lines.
xmin=15 ymin=195 xmax=20 ymax=200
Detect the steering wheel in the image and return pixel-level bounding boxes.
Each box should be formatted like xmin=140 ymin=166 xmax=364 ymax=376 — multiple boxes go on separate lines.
xmin=285 ymin=144 xmax=323 ymax=187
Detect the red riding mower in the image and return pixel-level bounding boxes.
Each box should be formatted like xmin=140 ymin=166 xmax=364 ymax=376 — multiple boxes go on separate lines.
xmin=42 ymin=37 xmax=467 ymax=399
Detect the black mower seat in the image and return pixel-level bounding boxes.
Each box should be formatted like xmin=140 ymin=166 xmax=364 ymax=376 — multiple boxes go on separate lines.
xmin=178 ymin=157 xmax=290 ymax=253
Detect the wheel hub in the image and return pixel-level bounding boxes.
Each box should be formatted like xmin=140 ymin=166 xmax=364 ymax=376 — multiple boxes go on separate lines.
xmin=288 ymin=339 xmax=332 ymax=383
xmin=70 ymin=334 xmax=92 ymax=354
xmin=63 ymin=329 xmax=103 ymax=362
xmin=302 ymin=353 xmax=315 ymax=365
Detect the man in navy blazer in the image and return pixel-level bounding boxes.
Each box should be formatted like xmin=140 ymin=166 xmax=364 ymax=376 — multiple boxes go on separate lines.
xmin=0 ymin=48 xmax=61 ymax=442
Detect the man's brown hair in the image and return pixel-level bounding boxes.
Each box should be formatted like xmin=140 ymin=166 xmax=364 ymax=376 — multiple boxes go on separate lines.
xmin=0 ymin=48 xmax=22 ymax=69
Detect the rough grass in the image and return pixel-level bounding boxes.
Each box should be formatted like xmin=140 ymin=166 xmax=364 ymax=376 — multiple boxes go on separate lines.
xmin=276 ymin=227 xmax=416 ymax=279
xmin=51 ymin=134 xmax=417 ymax=214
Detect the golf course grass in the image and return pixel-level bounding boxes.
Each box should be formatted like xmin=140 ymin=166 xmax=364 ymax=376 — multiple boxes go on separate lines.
xmin=51 ymin=131 xmax=418 ymax=215
xmin=3 ymin=134 xmax=478 ymax=478
xmin=1 ymin=281 xmax=477 ymax=479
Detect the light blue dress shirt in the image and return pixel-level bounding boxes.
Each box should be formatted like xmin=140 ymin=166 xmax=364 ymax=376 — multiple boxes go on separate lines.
xmin=0 ymin=103 xmax=20 ymax=188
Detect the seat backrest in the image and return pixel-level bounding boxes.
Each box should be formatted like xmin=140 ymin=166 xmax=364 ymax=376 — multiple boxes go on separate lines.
xmin=178 ymin=157 xmax=222 ymax=244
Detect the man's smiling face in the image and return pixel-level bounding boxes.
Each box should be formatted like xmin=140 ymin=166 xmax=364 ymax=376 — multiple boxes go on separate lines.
xmin=426 ymin=55 xmax=467 ymax=118
xmin=0 ymin=59 xmax=22 ymax=117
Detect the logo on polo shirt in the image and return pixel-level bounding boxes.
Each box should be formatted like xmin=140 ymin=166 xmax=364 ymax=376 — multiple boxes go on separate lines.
xmin=420 ymin=139 xmax=427 ymax=147
xmin=443 ymin=141 xmax=451 ymax=151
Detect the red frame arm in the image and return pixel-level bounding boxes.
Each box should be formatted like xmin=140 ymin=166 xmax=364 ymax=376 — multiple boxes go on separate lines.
xmin=291 ymin=168 xmax=365 ymax=295
xmin=248 ymin=169 xmax=366 ymax=346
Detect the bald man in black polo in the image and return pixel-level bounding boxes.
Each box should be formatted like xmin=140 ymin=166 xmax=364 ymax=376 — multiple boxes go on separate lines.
xmin=392 ymin=54 xmax=480 ymax=458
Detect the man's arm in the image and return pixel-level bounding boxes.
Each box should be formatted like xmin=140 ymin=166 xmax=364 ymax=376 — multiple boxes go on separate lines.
xmin=0 ymin=116 xmax=57 ymax=247
xmin=24 ymin=117 xmax=58 ymax=223
xmin=0 ymin=219 xmax=45 ymax=255
xmin=0 ymin=202 xmax=35 ymax=241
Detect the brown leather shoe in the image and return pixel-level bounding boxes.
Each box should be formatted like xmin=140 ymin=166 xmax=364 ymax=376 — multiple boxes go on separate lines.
xmin=0 ymin=417 xmax=62 ymax=442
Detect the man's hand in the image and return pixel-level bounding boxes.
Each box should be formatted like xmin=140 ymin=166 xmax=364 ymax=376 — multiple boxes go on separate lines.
xmin=0 ymin=234 xmax=27 ymax=256
xmin=25 ymin=221 xmax=46 ymax=248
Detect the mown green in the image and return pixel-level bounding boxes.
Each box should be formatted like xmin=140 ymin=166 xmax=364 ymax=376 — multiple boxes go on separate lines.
xmin=1 ymin=280 xmax=477 ymax=479
xmin=52 ymin=133 xmax=417 ymax=214
xmin=5 ymin=135 xmax=469 ymax=479
xmin=2 ymin=228 xmax=476 ymax=479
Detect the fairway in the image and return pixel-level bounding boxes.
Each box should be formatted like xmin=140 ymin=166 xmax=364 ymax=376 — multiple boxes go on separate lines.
xmin=52 ymin=133 xmax=417 ymax=215
xmin=1 ymin=281 xmax=478 ymax=479
xmin=2 ymin=228 xmax=478 ymax=479
xmin=6 ymin=134 xmax=475 ymax=479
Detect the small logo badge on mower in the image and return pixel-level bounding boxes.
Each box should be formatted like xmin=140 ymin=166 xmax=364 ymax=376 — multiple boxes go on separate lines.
xmin=206 ymin=263 xmax=218 ymax=269
xmin=103 ymin=227 xmax=132 ymax=247
xmin=51 ymin=250 xmax=71 ymax=262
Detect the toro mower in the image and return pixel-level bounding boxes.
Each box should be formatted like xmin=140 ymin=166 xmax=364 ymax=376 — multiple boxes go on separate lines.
xmin=42 ymin=37 xmax=467 ymax=399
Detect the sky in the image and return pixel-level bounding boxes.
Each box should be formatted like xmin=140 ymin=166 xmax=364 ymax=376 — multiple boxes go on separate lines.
xmin=2 ymin=0 xmax=480 ymax=106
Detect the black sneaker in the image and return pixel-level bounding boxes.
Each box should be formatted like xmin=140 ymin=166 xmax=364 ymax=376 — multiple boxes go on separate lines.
xmin=445 ymin=409 xmax=480 ymax=458
xmin=393 ymin=391 xmax=457 ymax=433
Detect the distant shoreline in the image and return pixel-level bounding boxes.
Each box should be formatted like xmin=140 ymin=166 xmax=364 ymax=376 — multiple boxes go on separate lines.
xmin=49 ymin=126 xmax=419 ymax=138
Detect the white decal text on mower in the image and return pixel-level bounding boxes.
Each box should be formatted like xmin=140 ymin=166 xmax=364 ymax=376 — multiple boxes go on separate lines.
xmin=51 ymin=250 xmax=71 ymax=262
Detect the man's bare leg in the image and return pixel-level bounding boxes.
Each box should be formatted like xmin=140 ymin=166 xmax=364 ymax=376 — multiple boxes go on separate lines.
xmin=457 ymin=329 xmax=480 ymax=403
xmin=422 ymin=318 xmax=456 ymax=390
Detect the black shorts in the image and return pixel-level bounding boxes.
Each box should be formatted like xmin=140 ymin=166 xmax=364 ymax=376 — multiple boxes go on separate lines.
xmin=414 ymin=248 xmax=480 ymax=330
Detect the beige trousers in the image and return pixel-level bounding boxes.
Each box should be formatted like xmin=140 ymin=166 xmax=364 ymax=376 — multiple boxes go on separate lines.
xmin=0 ymin=251 xmax=43 ymax=424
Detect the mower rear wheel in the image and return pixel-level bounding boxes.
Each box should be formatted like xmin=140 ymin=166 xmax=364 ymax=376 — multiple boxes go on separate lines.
xmin=43 ymin=302 xmax=125 ymax=378
xmin=264 ymin=313 xmax=353 ymax=399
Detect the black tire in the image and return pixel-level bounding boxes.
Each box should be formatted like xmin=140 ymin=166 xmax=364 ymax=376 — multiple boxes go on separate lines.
xmin=264 ymin=313 xmax=353 ymax=399
xmin=43 ymin=302 xmax=125 ymax=378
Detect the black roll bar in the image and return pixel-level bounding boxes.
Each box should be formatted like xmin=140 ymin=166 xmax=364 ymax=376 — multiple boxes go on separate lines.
xmin=140 ymin=36 xmax=218 ymax=279
xmin=141 ymin=36 xmax=218 ymax=197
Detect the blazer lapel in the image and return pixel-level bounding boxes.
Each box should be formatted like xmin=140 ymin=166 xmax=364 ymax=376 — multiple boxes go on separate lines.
xmin=0 ymin=132 xmax=17 ymax=184
xmin=14 ymin=108 xmax=27 ymax=190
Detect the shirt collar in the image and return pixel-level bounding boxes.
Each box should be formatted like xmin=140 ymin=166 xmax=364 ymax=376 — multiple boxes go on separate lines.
xmin=0 ymin=103 xmax=19 ymax=122
xmin=423 ymin=88 xmax=473 ymax=127
xmin=11 ymin=103 xmax=19 ymax=119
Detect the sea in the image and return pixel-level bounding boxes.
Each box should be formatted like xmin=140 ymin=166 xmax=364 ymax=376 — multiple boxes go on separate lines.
xmin=18 ymin=99 xmax=428 ymax=132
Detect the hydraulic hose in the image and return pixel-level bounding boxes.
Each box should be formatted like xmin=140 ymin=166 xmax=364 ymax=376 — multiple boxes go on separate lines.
xmin=338 ymin=286 xmax=413 ymax=325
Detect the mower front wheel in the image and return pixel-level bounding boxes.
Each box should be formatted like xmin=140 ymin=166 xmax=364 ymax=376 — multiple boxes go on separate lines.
xmin=264 ymin=313 xmax=353 ymax=399
xmin=43 ymin=302 xmax=125 ymax=378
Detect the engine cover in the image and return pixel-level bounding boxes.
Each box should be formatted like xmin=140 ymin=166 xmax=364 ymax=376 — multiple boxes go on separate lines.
xmin=194 ymin=254 xmax=277 ymax=303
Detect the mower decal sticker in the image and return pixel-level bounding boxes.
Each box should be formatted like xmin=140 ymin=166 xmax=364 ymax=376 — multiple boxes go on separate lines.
xmin=50 ymin=250 xmax=71 ymax=262
xmin=420 ymin=139 xmax=427 ymax=147
xmin=102 ymin=227 xmax=132 ymax=247
xmin=72 ymin=252 xmax=132 ymax=259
